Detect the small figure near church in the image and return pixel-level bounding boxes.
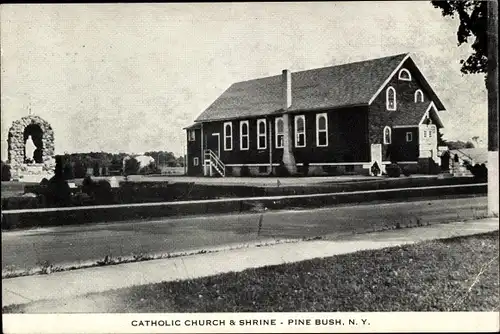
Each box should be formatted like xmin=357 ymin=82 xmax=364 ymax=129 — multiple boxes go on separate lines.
xmin=25 ymin=135 xmax=37 ymax=163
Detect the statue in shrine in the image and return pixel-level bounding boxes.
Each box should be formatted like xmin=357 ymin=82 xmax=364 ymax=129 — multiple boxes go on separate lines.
xmin=25 ymin=135 xmax=37 ymax=163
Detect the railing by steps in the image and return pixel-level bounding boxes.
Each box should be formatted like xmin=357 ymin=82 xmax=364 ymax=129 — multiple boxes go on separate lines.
xmin=454 ymin=148 xmax=476 ymax=165
xmin=204 ymin=149 xmax=225 ymax=177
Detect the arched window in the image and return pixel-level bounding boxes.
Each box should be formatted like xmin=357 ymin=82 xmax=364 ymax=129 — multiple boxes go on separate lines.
xmin=275 ymin=117 xmax=284 ymax=148
xmin=316 ymin=113 xmax=328 ymax=147
xmin=383 ymin=126 xmax=392 ymax=145
xmin=240 ymin=120 xmax=249 ymax=150
xmin=224 ymin=122 xmax=233 ymax=151
xmin=257 ymin=119 xmax=267 ymax=150
xmin=414 ymin=89 xmax=424 ymax=103
xmin=386 ymin=86 xmax=396 ymax=111
xmin=398 ymin=68 xmax=411 ymax=81
xmin=294 ymin=115 xmax=306 ymax=147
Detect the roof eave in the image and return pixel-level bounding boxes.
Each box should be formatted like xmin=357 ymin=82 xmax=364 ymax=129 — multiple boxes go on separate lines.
xmin=194 ymin=103 xmax=369 ymax=123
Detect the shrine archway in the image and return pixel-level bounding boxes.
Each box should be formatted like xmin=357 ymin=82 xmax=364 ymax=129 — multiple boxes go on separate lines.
xmin=8 ymin=115 xmax=55 ymax=166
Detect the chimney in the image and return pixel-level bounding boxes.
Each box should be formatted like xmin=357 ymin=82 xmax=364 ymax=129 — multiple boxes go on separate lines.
xmin=280 ymin=68 xmax=297 ymax=175
xmin=282 ymin=69 xmax=292 ymax=109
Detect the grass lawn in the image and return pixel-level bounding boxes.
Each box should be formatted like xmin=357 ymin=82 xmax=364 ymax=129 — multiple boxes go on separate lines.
xmin=3 ymin=231 xmax=499 ymax=313
xmin=1 ymin=181 xmax=31 ymax=199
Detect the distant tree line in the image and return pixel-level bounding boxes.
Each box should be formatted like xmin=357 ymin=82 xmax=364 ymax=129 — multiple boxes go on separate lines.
xmin=56 ymin=151 xmax=185 ymax=179
xmin=437 ymin=130 xmax=476 ymax=150
xmin=143 ymin=151 xmax=185 ymax=168
xmin=444 ymin=140 xmax=475 ymax=150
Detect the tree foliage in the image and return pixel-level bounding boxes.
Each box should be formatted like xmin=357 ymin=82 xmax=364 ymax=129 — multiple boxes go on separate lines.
xmin=144 ymin=151 xmax=183 ymax=167
xmin=446 ymin=140 xmax=475 ymax=150
xmin=431 ymin=0 xmax=488 ymax=76
xmin=54 ymin=150 xmax=185 ymax=177
xmin=124 ymin=157 xmax=141 ymax=176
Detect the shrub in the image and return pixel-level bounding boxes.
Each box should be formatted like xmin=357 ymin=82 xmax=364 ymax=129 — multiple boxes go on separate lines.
xmin=45 ymin=177 xmax=72 ymax=207
xmin=302 ymin=162 xmax=310 ymax=177
xmin=468 ymin=163 xmax=488 ymax=181
xmin=276 ymin=162 xmax=290 ymax=177
xmin=54 ymin=156 xmax=64 ymax=178
xmin=82 ymin=176 xmax=95 ymax=195
xmin=322 ymin=165 xmax=339 ymax=176
xmin=93 ymin=162 xmax=100 ymax=177
xmin=140 ymin=161 xmax=161 ymax=175
xmin=370 ymin=162 xmax=381 ymax=176
xmin=93 ymin=179 xmax=113 ymax=204
xmin=80 ymin=176 xmax=113 ymax=204
xmin=2 ymin=196 xmax=40 ymax=210
xmin=1 ymin=161 xmax=11 ymax=181
xmin=402 ymin=166 xmax=412 ymax=177
xmin=73 ymin=161 xmax=87 ymax=178
xmin=124 ymin=157 xmax=140 ymax=176
xmin=240 ymin=165 xmax=251 ymax=177
xmin=385 ymin=163 xmax=401 ymax=177
xmin=40 ymin=178 xmax=50 ymax=187
xmin=63 ymin=162 xmax=74 ymax=180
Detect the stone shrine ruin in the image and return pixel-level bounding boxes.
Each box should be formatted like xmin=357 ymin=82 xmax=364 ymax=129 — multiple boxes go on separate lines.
xmin=7 ymin=115 xmax=56 ymax=182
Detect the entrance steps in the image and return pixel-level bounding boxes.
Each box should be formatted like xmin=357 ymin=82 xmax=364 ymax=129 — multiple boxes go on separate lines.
xmin=452 ymin=166 xmax=473 ymax=177
xmin=203 ymin=149 xmax=225 ymax=177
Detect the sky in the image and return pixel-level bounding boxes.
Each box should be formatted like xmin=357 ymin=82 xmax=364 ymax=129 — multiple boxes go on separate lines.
xmin=0 ymin=2 xmax=488 ymax=161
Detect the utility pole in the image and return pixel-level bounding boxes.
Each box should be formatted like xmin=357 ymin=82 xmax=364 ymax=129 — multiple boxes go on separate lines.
xmin=183 ymin=144 xmax=187 ymax=175
xmin=488 ymin=0 xmax=499 ymax=216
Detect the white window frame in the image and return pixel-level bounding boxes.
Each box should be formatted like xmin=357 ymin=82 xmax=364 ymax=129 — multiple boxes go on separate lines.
xmin=406 ymin=132 xmax=413 ymax=142
xmin=386 ymin=86 xmax=397 ymax=111
xmin=257 ymin=118 xmax=267 ymax=150
xmin=294 ymin=115 xmax=306 ymax=148
xmin=383 ymin=126 xmax=392 ymax=145
xmin=239 ymin=120 xmax=249 ymax=151
xmin=414 ymin=89 xmax=424 ymax=103
xmin=275 ymin=117 xmax=284 ymax=149
xmin=188 ymin=130 xmax=196 ymax=142
xmin=316 ymin=113 xmax=328 ymax=147
xmin=398 ymin=68 xmax=412 ymax=81
xmin=193 ymin=157 xmax=199 ymax=166
xmin=223 ymin=121 xmax=233 ymax=151
xmin=429 ymin=124 xmax=436 ymax=138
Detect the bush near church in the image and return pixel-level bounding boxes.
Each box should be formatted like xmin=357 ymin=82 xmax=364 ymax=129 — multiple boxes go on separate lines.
xmin=463 ymin=161 xmax=488 ymax=181
xmin=370 ymin=162 xmax=381 ymax=176
xmin=402 ymin=166 xmax=412 ymax=177
xmin=240 ymin=165 xmax=251 ymax=177
xmin=385 ymin=163 xmax=401 ymax=178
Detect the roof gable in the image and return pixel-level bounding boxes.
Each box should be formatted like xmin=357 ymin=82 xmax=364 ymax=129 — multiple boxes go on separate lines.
xmin=367 ymin=56 xmax=445 ymax=112
xmin=195 ymin=53 xmax=431 ymax=122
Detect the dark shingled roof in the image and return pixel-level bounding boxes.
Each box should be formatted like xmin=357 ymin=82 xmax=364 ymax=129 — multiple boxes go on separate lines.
xmin=182 ymin=123 xmax=201 ymax=130
xmin=389 ymin=101 xmax=444 ymax=128
xmin=195 ymin=53 xmax=411 ymax=122
xmin=389 ymin=100 xmax=428 ymax=126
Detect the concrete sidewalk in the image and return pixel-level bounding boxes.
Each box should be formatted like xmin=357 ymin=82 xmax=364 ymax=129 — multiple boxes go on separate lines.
xmin=2 ymin=217 xmax=499 ymax=308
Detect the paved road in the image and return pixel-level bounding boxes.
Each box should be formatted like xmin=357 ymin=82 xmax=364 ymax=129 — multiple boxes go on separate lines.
xmin=1 ymin=196 xmax=487 ymax=272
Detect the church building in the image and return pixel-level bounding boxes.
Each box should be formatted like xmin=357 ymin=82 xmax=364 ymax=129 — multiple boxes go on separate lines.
xmin=184 ymin=53 xmax=445 ymax=177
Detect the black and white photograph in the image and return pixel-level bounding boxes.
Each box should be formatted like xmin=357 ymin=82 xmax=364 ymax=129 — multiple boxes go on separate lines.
xmin=1 ymin=1 xmax=499 ymax=333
